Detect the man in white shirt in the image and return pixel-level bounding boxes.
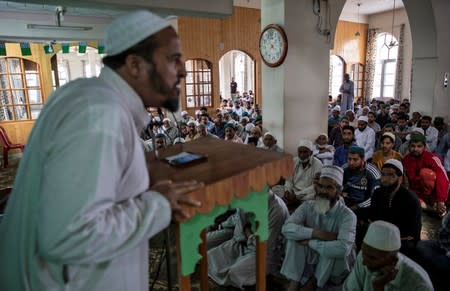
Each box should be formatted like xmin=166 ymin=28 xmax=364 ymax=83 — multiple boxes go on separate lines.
xmin=355 ymin=115 xmax=376 ymax=160
xmin=284 ymin=140 xmax=323 ymax=207
xmin=0 ymin=10 xmax=203 ymax=291
xmin=421 ymin=115 xmax=439 ymax=152
xmin=282 ymin=166 xmax=357 ymax=291
xmin=343 ymin=221 xmax=433 ymax=291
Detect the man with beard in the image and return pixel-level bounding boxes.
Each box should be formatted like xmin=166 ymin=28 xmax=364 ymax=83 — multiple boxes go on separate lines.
xmin=0 ymin=11 xmax=204 ymax=291
xmin=259 ymin=132 xmax=283 ymax=153
xmin=329 ymin=117 xmax=350 ymax=148
xmin=210 ymin=117 xmax=226 ymax=139
xmin=343 ymin=146 xmax=381 ymax=248
xmin=343 ymin=221 xmax=433 ymax=291
xmin=334 ymin=125 xmax=357 ymax=167
xmin=281 ymin=166 xmax=356 ymax=291
xmin=355 ymin=115 xmax=376 ymax=160
xmin=161 ymin=117 xmax=179 ymax=144
xmin=394 ymin=113 xmax=411 ymax=143
xmin=339 ymin=73 xmax=355 ymax=114
xmin=284 ymin=140 xmax=323 ymax=208
xmin=185 ymin=120 xmax=201 ymax=142
xmin=372 ymin=132 xmax=403 ymax=171
xmin=421 ymin=115 xmax=439 ymax=152
xmin=369 ymin=160 xmax=421 ymax=257
xmin=403 ymin=133 xmax=449 ymax=217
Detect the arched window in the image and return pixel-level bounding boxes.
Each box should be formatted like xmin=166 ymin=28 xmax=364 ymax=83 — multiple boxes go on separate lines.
xmin=185 ymin=59 xmax=212 ymax=108
xmin=0 ymin=57 xmax=44 ymax=120
xmin=373 ymin=33 xmax=398 ymax=99
xmin=329 ymin=55 xmax=345 ymax=98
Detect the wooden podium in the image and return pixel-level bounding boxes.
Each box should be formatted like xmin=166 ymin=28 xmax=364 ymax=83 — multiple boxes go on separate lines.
xmin=146 ymin=137 xmax=292 ymax=290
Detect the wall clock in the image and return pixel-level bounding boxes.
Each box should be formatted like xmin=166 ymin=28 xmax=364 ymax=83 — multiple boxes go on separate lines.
xmin=259 ymin=24 xmax=288 ymax=67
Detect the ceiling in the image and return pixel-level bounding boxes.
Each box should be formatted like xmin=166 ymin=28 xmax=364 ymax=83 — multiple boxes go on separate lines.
xmin=341 ymin=0 xmax=404 ymax=16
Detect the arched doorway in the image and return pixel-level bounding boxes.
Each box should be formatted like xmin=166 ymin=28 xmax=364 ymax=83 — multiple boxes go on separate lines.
xmin=219 ymin=50 xmax=255 ymax=101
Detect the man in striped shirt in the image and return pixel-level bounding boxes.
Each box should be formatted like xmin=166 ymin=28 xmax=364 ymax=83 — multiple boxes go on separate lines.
xmin=343 ymin=146 xmax=381 ymax=249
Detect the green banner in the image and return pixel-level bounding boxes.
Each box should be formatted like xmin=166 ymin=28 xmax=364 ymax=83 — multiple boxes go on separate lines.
xmin=0 ymin=41 xmax=6 ymax=56
xmin=62 ymin=43 xmax=70 ymax=54
xmin=43 ymin=44 xmax=53 ymax=54
xmin=20 ymin=42 xmax=31 ymax=56
xmin=98 ymin=42 xmax=105 ymax=54
xmin=79 ymin=41 xmax=86 ymax=53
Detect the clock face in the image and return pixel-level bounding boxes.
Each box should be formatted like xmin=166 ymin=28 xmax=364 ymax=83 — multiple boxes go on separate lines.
xmin=259 ymin=24 xmax=288 ymax=67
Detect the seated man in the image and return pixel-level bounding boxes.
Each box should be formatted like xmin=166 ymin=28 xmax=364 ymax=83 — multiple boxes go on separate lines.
xmin=284 ymin=140 xmax=323 ymax=208
xmin=224 ymin=122 xmax=243 ymax=143
xmin=416 ymin=212 xmax=450 ymax=290
xmin=207 ymin=187 xmax=289 ymax=289
xmin=343 ymin=146 xmax=381 ymax=248
xmin=281 ymin=166 xmax=357 ymax=291
xmin=161 ymin=117 xmax=179 ymax=144
xmin=258 ymin=132 xmax=284 ymax=153
xmin=343 ymin=221 xmax=433 ymax=291
xmin=313 ymin=133 xmax=335 ymax=166
xmin=185 ymin=120 xmax=201 ymax=142
xmin=355 ymin=116 xmax=376 ymax=161
xmin=371 ymin=132 xmax=403 ymax=171
xmin=334 ymin=125 xmax=357 ymax=167
xmin=329 ymin=117 xmax=350 ymax=148
xmin=403 ymin=133 xmax=449 ymax=217
xmin=369 ymin=160 xmax=421 ymax=258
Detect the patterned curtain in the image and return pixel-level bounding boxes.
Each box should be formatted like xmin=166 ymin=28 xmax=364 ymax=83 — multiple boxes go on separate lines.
xmin=394 ymin=24 xmax=405 ymax=100
xmin=363 ymin=28 xmax=378 ymax=104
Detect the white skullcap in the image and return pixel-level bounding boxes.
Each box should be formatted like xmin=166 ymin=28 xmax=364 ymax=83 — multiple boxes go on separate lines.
xmin=298 ymin=139 xmax=314 ymax=151
xmin=105 ymin=10 xmax=171 ymax=56
xmin=320 ymin=165 xmax=344 ymax=186
xmin=173 ymin=137 xmax=185 ymax=144
xmin=364 ymin=221 xmax=401 ymax=251
xmin=241 ymin=117 xmax=249 ymax=122
xmin=358 ymin=115 xmax=369 ymax=123
xmin=195 ymin=110 xmax=202 ymax=115
xmin=264 ymin=132 xmax=275 ymax=138
xmin=383 ymin=159 xmax=404 ymax=174
xmin=163 ymin=118 xmax=171 ymax=123
xmin=181 ymin=110 xmax=188 ymax=116
xmin=382 ymin=132 xmax=396 ymax=142
xmin=332 ymin=105 xmax=341 ymax=112
xmin=363 ymin=106 xmax=370 ymax=110
xmin=187 ymin=120 xmax=197 ymax=126
xmin=318 ymin=133 xmax=328 ymax=139
xmin=245 ymin=123 xmax=255 ymax=131
xmin=405 ymin=127 xmax=425 ymax=141
xmin=153 ymin=116 xmax=161 ymax=122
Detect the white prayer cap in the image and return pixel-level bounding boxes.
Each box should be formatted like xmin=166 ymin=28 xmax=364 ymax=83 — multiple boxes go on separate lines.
xmin=320 ymin=165 xmax=344 ymax=186
xmin=187 ymin=120 xmax=197 ymax=126
xmin=383 ymin=159 xmax=404 ymax=175
xmin=364 ymin=221 xmax=401 ymax=251
xmin=181 ymin=110 xmax=188 ymax=116
xmin=363 ymin=106 xmax=370 ymax=110
xmin=358 ymin=115 xmax=369 ymax=123
xmin=298 ymin=139 xmax=314 ymax=151
xmin=105 ymin=10 xmax=171 ymax=56
xmin=264 ymin=132 xmax=275 ymax=138
xmin=245 ymin=123 xmax=255 ymax=131
xmin=241 ymin=117 xmax=249 ymax=123
xmin=318 ymin=133 xmax=328 ymax=139
xmin=153 ymin=116 xmax=161 ymax=122
xmin=405 ymin=127 xmax=424 ymax=141
xmin=195 ymin=110 xmax=202 ymax=115
xmin=173 ymin=137 xmax=185 ymax=144
xmin=332 ymin=105 xmax=341 ymax=112
xmin=163 ymin=118 xmax=171 ymax=123
xmin=382 ymin=132 xmax=396 ymax=143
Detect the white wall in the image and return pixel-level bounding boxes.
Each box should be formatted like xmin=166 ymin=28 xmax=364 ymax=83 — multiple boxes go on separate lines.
xmin=368 ymin=8 xmax=412 ymax=101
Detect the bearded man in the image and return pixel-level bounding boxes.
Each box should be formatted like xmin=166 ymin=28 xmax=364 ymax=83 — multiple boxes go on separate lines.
xmin=281 ymin=166 xmax=357 ymax=291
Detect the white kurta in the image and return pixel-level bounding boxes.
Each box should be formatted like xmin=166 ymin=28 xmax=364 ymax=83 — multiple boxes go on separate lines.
xmin=355 ymin=126 xmax=376 ymax=160
xmin=280 ymin=199 xmax=357 ymax=287
xmin=0 ymin=67 xmax=171 ymax=291
xmin=343 ymin=252 xmax=434 ymax=291
xmin=208 ymin=194 xmax=289 ymax=289
xmin=285 ymin=157 xmax=323 ymax=202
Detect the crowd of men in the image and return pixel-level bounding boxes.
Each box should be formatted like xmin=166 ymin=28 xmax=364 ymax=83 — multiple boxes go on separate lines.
xmin=140 ymin=93 xmax=449 ymax=290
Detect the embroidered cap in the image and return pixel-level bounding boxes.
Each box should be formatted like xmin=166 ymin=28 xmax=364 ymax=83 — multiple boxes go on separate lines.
xmin=364 ymin=221 xmax=401 ymax=251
